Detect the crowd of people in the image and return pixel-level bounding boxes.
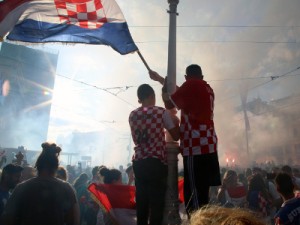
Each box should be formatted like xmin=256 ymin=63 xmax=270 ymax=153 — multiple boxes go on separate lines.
xmin=0 ymin=147 xmax=299 ymax=225
xmin=0 ymin=64 xmax=299 ymax=225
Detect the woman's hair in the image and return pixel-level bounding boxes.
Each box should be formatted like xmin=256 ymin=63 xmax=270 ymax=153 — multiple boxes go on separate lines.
xmin=247 ymin=173 xmax=269 ymax=201
xmin=35 ymin=142 xmax=61 ymax=173
xmin=223 ymin=170 xmax=237 ymax=180
xmin=73 ymin=173 xmax=89 ymax=189
xmin=188 ymin=205 xmax=266 ymax=225
xmin=100 ymin=167 xmax=121 ymax=184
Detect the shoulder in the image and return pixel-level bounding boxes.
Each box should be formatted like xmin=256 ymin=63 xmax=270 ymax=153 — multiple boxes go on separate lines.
xmin=129 ymin=107 xmax=141 ymax=120
xmin=129 ymin=107 xmax=140 ymax=115
xmin=153 ymin=106 xmax=165 ymax=112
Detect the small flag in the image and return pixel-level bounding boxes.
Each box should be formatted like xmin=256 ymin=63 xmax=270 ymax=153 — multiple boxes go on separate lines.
xmin=88 ymin=183 xmax=136 ymax=225
xmin=88 ymin=183 xmax=136 ymax=210
xmin=0 ymin=0 xmax=138 ymax=55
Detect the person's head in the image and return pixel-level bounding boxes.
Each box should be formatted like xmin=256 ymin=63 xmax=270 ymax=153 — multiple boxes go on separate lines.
xmin=101 ymin=167 xmax=122 ymax=184
xmin=137 ymin=84 xmax=155 ymax=105
xmin=125 ymin=165 xmax=134 ymax=179
xmin=275 ymin=173 xmax=294 ymax=197
xmin=189 ymin=205 xmax=266 ymax=225
xmin=56 ymin=166 xmax=68 ymax=181
xmin=73 ymin=173 xmax=89 ymax=188
xmin=92 ymin=166 xmax=100 ymax=178
xmin=15 ymin=151 xmax=24 ymax=162
xmin=248 ymin=173 xmax=266 ymax=192
xmin=1 ymin=164 xmax=23 ymax=189
xmin=245 ymin=168 xmax=252 ymax=178
xmin=35 ymin=142 xmax=61 ymax=176
xmin=252 ymin=167 xmax=262 ymax=175
xmin=20 ymin=166 xmax=36 ymax=182
xmin=281 ymin=165 xmax=293 ymax=176
xmin=223 ymin=170 xmax=238 ymax=187
xmin=293 ymin=168 xmax=300 ymax=178
xmin=125 ymin=165 xmax=133 ymax=176
xmin=185 ymin=64 xmax=203 ymax=80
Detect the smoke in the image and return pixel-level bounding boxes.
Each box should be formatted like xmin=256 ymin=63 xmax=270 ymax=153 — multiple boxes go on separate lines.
xmin=2 ymin=1 xmax=300 ymax=169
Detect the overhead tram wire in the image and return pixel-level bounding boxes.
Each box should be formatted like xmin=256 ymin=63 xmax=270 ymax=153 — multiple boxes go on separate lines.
xmin=54 ymin=67 xmax=300 ymax=108
xmin=218 ymin=66 xmax=300 ymax=103
xmin=207 ymin=73 xmax=300 ymax=82
xmin=56 ymin=73 xmax=137 ymax=108
xmin=135 ymin=40 xmax=297 ymax=44
xmin=131 ymin=24 xmax=299 ymax=44
xmin=129 ymin=25 xmax=300 ymax=28
xmin=234 ymin=98 xmax=300 ymax=123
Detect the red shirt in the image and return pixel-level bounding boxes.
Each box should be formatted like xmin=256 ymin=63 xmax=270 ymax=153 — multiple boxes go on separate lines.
xmin=129 ymin=106 xmax=175 ymax=163
xmin=171 ymin=79 xmax=218 ymax=156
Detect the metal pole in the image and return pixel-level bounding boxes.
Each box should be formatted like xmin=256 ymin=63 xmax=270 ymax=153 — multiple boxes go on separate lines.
xmin=164 ymin=1 xmax=181 ymax=224
xmin=166 ymin=0 xmax=179 ymax=95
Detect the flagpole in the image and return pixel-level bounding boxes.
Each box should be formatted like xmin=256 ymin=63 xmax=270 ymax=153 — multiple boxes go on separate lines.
xmin=164 ymin=0 xmax=181 ymax=225
xmin=137 ymin=50 xmax=151 ymax=71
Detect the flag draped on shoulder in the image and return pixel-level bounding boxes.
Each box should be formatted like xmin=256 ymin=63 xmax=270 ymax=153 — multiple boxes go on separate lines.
xmin=88 ymin=183 xmax=136 ymax=225
xmin=88 ymin=183 xmax=136 ymax=211
xmin=0 ymin=0 xmax=138 ymax=55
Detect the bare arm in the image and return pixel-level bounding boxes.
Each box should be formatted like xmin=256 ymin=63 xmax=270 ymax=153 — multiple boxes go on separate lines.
xmin=167 ymin=126 xmax=180 ymax=141
xmin=149 ymin=70 xmax=165 ymax=85
xmin=149 ymin=70 xmax=178 ymax=109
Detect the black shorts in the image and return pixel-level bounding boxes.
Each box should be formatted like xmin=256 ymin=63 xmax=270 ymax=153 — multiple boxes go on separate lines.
xmin=183 ymin=152 xmax=221 ymax=186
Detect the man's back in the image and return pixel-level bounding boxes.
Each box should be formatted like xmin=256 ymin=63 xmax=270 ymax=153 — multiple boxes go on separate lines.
xmin=275 ymin=197 xmax=300 ymax=225
xmin=172 ymin=79 xmax=214 ymax=124
xmin=129 ymin=105 xmax=170 ymax=162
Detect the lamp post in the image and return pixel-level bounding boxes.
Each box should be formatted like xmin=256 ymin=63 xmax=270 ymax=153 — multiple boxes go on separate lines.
xmin=164 ymin=0 xmax=181 ymax=225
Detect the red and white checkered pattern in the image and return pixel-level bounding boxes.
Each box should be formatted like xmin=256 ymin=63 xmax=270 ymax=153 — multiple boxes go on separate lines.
xmin=258 ymin=192 xmax=269 ymax=217
xmin=54 ymin=0 xmax=107 ymax=29
xmin=180 ymin=113 xmax=217 ymax=156
xmin=129 ymin=106 xmax=167 ymax=163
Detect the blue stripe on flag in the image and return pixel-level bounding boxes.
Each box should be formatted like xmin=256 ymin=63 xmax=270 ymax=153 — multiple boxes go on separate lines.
xmin=7 ymin=19 xmax=138 ymax=55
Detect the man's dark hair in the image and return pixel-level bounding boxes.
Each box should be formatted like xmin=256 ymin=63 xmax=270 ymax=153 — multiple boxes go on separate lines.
xmin=137 ymin=84 xmax=155 ymax=101
xmin=92 ymin=166 xmax=99 ymax=177
xmin=281 ymin=165 xmax=292 ymax=174
xmin=186 ymin=64 xmax=203 ymax=77
xmin=1 ymin=163 xmax=23 ymax=182
xmin=275 ymin=173 xmax=294 ymax=195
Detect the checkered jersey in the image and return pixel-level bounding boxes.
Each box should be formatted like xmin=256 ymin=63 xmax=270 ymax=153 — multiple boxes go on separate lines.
xmin=170 ymin=79 xmax=218 ymax=156
xmin=180 ymin=113 xmax=217 ymax=156
xmin=129 ymin=106 xmax=175 ymax=163
xmin=54 ymin=0 xmax=107 ymax=29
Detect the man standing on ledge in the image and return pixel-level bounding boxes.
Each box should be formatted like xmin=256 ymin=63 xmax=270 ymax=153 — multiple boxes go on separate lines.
xmin=149 ymin=64 xmax=221 ymax=215
xmin=129 ymin=84 xmax=180 ymax=225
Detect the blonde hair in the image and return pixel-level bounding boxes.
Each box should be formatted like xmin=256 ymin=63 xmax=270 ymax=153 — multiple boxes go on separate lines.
xmin=189 ymin=205 xmax=266 ymax=225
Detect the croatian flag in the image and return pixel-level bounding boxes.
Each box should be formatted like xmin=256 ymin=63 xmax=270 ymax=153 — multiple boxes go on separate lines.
xmin=88 ymin=183 xmax=136 ymax=225
xmin=0 ymin=0 xmax=138 ymax=55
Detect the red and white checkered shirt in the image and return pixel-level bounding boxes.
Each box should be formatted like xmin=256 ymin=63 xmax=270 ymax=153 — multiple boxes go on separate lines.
xmin=171 ymin=79 xmax=218 ymax=156
xmin=129 ymin=106 xmax=175 ymax=163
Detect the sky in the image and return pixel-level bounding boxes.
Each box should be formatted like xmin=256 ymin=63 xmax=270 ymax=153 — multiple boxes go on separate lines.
xmin=2 ymin=0 xmax=300 ymax=168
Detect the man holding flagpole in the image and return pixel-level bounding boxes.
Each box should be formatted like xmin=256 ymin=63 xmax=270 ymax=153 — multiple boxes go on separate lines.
xmin=149 ymin=64 xmax=221 ymax=216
